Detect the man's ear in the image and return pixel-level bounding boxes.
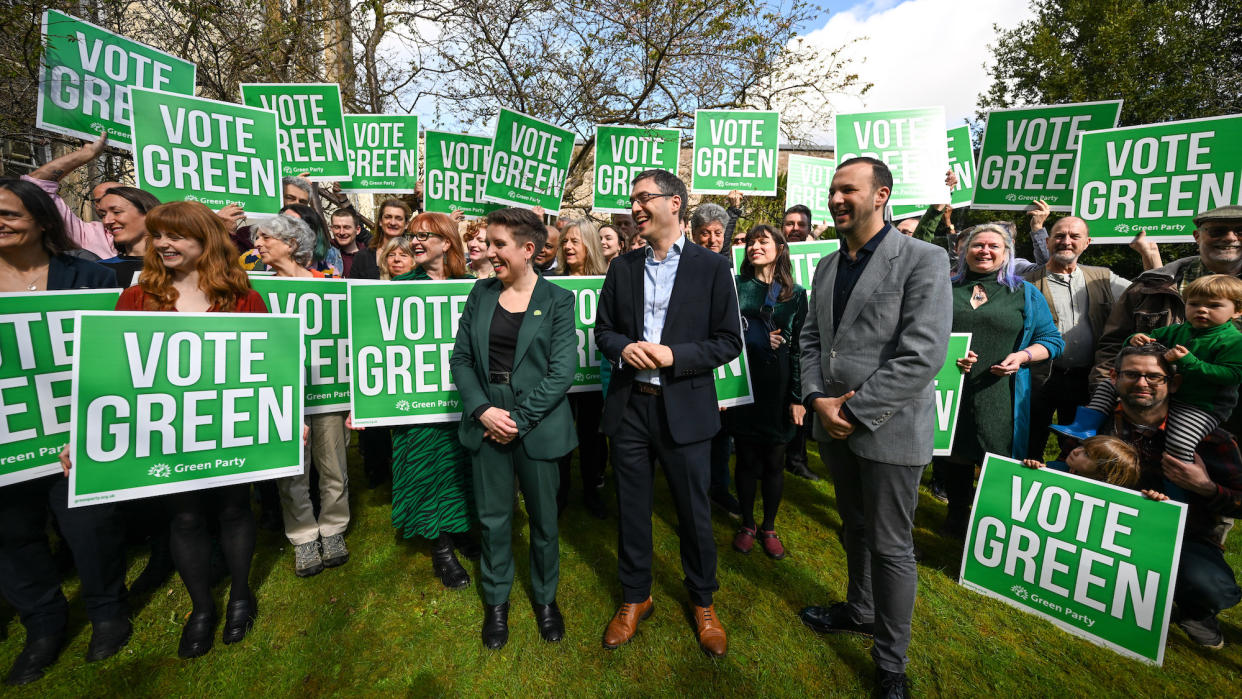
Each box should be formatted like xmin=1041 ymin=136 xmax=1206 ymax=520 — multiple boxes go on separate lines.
xmin=1169 ymin=373 xmax=1183 ymax=393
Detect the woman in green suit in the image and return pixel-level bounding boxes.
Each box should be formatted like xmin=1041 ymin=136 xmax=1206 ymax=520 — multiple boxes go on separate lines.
xmin=450 ymin=207 xmax=578 ymax=650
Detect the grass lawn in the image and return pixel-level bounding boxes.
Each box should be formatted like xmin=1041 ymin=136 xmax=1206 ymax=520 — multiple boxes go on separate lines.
xmin=2 ymin=440 xmax=1240 ymax=697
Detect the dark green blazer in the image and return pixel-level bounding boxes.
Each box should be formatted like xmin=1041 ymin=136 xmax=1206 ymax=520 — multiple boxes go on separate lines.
xmin=449 ymin=275 xmax=578 ymax=460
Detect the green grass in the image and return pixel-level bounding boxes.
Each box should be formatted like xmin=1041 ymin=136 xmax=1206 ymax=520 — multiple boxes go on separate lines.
xmin=2 ymin=441 xmax=1239 ymax=697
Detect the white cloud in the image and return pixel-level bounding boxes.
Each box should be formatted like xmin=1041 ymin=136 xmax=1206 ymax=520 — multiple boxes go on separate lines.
xmin=798 ymin=0 xmax=1036 ymax=141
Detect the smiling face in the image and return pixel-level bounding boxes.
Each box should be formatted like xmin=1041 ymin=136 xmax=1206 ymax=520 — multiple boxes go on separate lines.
xmin=536 ymin=225 xmax=560 ymax=267
xmin=828 ymin=162 xmax=887 ymax=237
xmin=1195 ymin=220 xmax=1242 ymax=272
xmin=599 ymin=225 xmax=620 ymax=259
xmin=1185 ymin=295 xmax=1241 ymax=329
xmin=782 ymin=212 xmax=810 ymax=242
xmin=487 ymin=224 xmax=534 ymax=284
xmin=465 ymin=231 xmax=487 ymax=262
xmin=694 ymin=221 xmax=725 ymax=253
xmin=98 ymin=193 xmax=147 ymax=249
xmin=386 ymin=247 xmax=414 ymax=277
xmin=380 ymin=206 xmax=408 ymax=238
xmin=1047 ymin=218 xmax=1090 ymax=266
xmin=562 ymin=229 xmax=585 ymax=271
xmin=1114 ymin=354 xmax=1171 ymax=410
xmin=747 ymin=231 xmax=778 ymax=269
xmin=151 ymin=227 xmax=204 ymax=273
xmin=965 ymin=231 xmax=1008 ymax=274
xmin=629 ymin=177 xmax=680 ymax=241
xmin=409 ymin=231 xmax=447 ymax=267
xmin=0 ymin=189 xmax=43 ymax=255
xmin=330 ymin=214 xmax=358 ymax=249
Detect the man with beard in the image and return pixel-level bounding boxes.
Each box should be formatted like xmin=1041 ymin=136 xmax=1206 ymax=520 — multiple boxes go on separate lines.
xmin=1022 ymin=216 xmax=1131 ymax=457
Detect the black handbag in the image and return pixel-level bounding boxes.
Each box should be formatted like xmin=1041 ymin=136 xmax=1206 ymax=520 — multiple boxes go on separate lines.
xmin=741 ymin=281 xmax=783 ymax=363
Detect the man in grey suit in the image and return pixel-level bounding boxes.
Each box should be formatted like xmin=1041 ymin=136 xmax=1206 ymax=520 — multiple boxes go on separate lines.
xmin=798 ymin=157 xmax=952 ymax=699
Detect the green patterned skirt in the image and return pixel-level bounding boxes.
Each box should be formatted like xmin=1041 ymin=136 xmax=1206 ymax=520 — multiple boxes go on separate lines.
xmin=390 ymin=422 xmax=475 ymax=539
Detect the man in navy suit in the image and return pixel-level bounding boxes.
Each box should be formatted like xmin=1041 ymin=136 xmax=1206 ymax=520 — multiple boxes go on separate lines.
xmin=595 ymin=169 xmax=743 ymax=657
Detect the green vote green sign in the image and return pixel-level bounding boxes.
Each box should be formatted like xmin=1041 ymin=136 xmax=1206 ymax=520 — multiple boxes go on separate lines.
xmin=348 ymin=280 xmax=475 ymax=426
xmin=37 ymin=9 xmax=196 ymax=148
xmin=892 ymin=126 xmax=976 ymax=220
xmin=975 ymin=100 xmax=1122 ymax=212
xmin=249 ymin=277 xmax=350 ymax=414
xmin=240 ymin=83 xmax=350 ymax=181
xmin=732 ymin=240 xmax=841 ymax=292
xmin=0 ymin=290 xmax=120 ymax=488
xmin=340 ymin=114 xmax=419 ymax=193
xmin=692 ymin=110 xmax=780 ymax=195
xmin=933 ymin=333 xmax=971 ymax=456
xmin=130 ymin=88 xmax=283 ymax=213
xmin=484 ymin=109 xmax=575 ymax=214
xmin=69 ymin=312 xmax=305 ymax=507
xmin=593 ymin=125 xmax=681 ymax=214
xmin=785 ymin=155 xmax=836 ymax=224
xmin=1073 ymin=114 xmax=1242 ymax=244
xmin=547 ymin=276 xmax=606 ymax=392
xmin=960 ymin=453 xmax=1186 ymax=665
xmin=425 ymin=131 xmax=503 ymax=219
xmin=835 ymin=107 xmax=949 ymax=207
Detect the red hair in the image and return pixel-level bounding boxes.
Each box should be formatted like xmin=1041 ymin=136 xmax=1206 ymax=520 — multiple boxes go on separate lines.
xmin=410 ymin=212 xmax=468 ymax=278
xmin=138 ymin=202 xmax=252 ymax=311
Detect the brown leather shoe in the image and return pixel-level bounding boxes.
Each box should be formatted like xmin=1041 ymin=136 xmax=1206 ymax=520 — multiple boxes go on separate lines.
xmin=602 ymin=598 xmax=654 ymax=649
xmin=694 ymin=604 xmax=727 ymax=658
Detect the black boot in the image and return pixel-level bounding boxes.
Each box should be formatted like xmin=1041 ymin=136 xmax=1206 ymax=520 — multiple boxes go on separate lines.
xmin=4 ymin=633 xmax=64 ymax=686
xmin=482 ymin=602 xmax=509 ymax=649
xmin=177 ymin=610 xmax=216 ymax=660
xmin=532 ymin=601 xmax=565 ymax=642
xmin=430 ymin=533 xmax=470 ymax=589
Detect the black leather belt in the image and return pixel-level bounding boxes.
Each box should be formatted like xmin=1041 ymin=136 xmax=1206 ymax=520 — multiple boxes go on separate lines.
xmin=635 ymin=382 xmax=662 ymax=396
xmin=488 ymin=371 xmax=511 ymax=384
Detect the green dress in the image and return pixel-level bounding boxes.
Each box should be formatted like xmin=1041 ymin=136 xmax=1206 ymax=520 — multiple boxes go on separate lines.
xmin=951 ymin=271 xmax=1026 ymax=463
xmin=389 ymin=268 xmax=477 ymax=539
xmin=725 ymin=276 xmax=808 ymax=444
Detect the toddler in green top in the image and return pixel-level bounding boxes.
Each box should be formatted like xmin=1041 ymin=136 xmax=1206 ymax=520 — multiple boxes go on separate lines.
xmin=1054 ymin=274 xmax=1242 ymax=463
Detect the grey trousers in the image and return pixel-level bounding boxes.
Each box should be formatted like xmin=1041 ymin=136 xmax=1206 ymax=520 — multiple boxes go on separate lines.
xmin=821 ymin=440 xmax=924 ymax=673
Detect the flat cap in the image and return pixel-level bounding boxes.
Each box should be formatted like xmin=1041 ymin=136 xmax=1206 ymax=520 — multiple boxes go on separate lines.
xmin=1195 ymin=205 xmax=1242 ymax=226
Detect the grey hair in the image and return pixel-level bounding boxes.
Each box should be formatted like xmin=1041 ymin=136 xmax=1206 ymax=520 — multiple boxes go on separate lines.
xmin=282 ymin=175 xmax=312 ymax=196
xmin=690 ymin=203 xmax=729 ymax=234
xmin=255 ymin=215 xmax=316 ymax=267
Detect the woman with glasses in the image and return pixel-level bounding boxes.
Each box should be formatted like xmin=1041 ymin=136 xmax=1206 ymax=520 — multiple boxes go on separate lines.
xmin=726 ymin=225 xmax=808 ymax=559
xmin=383 ymin=212 xmax=479 ymax=589
xmin=938 ymin=223 xmax=1064 ymax=537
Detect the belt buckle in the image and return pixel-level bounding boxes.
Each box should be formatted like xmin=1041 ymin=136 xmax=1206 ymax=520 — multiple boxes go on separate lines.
xmin=636 ymin=382 xmax=661 ymax=396
xmin=489 ymin=371 xmax=511 ymax=384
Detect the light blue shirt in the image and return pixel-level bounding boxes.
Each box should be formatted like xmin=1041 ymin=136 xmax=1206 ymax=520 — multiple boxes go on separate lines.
xmin=636 ymin=234 xmax=685 ymax=386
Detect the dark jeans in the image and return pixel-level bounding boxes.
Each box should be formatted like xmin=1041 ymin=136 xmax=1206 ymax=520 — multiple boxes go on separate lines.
xmin=1176 ymin=538 xmax=1242 ymax=619
xmin=1028 ymin=365 xmax=1091 ymax=458
xmin=0 ymin=475 xmax=128 ymax=637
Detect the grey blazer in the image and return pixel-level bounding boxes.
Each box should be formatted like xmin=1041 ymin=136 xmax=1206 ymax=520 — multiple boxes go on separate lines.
xmin=799 ymin=230 xmax=953 ymax=466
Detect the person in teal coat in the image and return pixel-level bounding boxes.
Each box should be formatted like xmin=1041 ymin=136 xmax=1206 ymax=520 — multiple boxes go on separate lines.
xmin=449 ymin=207 xmax=578 ymax=651
xmin=939 ymin=222 xmax=1064 ymax=537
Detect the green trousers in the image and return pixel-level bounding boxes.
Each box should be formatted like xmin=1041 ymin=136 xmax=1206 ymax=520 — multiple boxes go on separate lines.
xmin=471 ymin=383 xmax=561 ymax=606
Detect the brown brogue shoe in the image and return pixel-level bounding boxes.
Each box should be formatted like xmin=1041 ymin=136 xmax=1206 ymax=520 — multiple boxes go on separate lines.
xmin=602 ymin=597 xmax=654 ymax=649
xmin=694 ymin=604 xmax=727 ymax=658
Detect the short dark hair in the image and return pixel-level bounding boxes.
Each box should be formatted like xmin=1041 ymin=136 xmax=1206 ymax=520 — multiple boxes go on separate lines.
xmin=486 ymin=207 xmax=547 ymax=255
xmin=836 ymin=156 xmax=894 ymax=193
xmin=0 ymin=177 xmax=78 ymax=256
xmin=330 ymin=208 xmax=360 ymax=227
xmin=632 ymin=169 xmax=688 ymax=221
xmin=1115 ymin=343 xmax=1174 ymax=377
xmin=783 ymin=204 xmax=812 ymax=225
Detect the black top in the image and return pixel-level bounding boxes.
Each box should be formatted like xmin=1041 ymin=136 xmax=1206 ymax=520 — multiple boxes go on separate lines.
xmin=99 ymin=255 xmax=145 ymax=288
xmin=832 ymin=223 xmax=891 ymax=330
xmin=488 ymin=305 xmax=524 ymax=373
xmin=347 ymin=248 xmax=380 ymax=280
xmin=47 ymin=254 xmax=117 ymax=290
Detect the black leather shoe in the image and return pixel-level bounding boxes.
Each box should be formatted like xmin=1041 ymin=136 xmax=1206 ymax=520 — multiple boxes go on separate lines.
xmin=4 ymin=634 xmax=64 ymax=686
xmin=481 ymin=602 xmax=510 ymax=650
xmin=86 ymin=617 xmax=132 ymax=662
xmin=178 ymin=610 xmax=216 ymax=659
xmin=788 ymin=461 xmax=822 ymax=481
xmin=532 ymin=601 xmax=565 ymax=642
xmin=431 ymin=538 xmax=471 ymax=589
xmin=800 ymin=603 xmax=874 ymax=637
xmin=222 ymin=597 xmax=257 ymax=645
xmin=874 ymin=669 xmax=912 ymax=699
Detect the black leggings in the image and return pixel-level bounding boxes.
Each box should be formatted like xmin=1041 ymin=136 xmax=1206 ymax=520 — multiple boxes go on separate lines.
xmin=734 ymin=438 xmax=786 ymax=530
xmin=166 ymin=484 xmax=255 ymax=614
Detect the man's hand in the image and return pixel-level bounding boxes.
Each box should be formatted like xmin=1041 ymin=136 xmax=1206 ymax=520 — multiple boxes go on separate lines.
xmin=956 ymin=350 xmax=978 ymax=374
xmin=621 ymin=343 xmax=658 ymax=370
xmin=790 ymin=403 xmax=806 ymax=426
xmin=1162 ymin=452 xmax=1216 ymax=496
xmin=1164 ymin=344 xmax=1190 ymax=362
xmin=634 ymin=341 xmax=673 ymax=368
xmin=480 ymin=407 xmax=518 ymax=444
xmin=726 ymin=190 xmax=743 ymax=208
xmin=1129 ymin=230 xmax=1162 ymax=270
xmin=1026 ymin=199 xmax=1051 ymax=232
xmin=812 ymin=390 xmax=856 ymax=440
xmin=1129 ymin=333 xmax=1155 ymax=347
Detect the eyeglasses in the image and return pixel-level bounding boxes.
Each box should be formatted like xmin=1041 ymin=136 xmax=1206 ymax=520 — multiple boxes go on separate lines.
xmin=403 ymin=231 xmax=443 ymax=241
xmin=1118 ymin=370 xmax=1168 ymax=385
xmin=1201 ymin=224 xmax=1242 ymax=237
xmin=628 ymin=192 xmax=674 ymax=206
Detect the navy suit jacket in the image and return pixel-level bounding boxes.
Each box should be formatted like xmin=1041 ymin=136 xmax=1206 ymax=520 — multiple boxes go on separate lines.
xmin=596 ymin=241 xmax=743 ymax=445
